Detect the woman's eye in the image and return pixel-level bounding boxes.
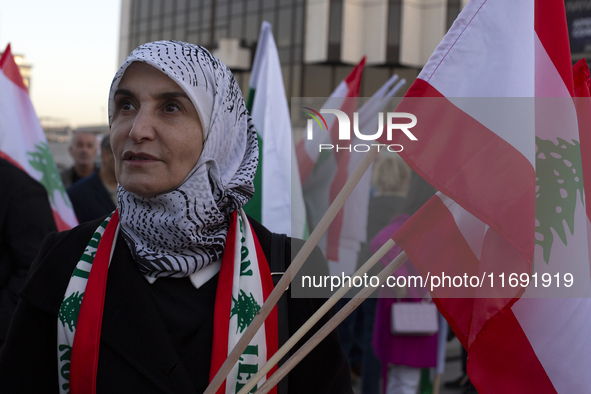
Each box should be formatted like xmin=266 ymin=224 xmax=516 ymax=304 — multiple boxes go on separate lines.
xmin=119 ymin=100 xmax=135 ymax=111
xmin=164 ymin=103 xmax=181 ymax=113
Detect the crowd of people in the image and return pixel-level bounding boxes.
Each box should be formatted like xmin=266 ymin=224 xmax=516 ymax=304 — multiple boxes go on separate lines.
xmin=0 ymin=41 xmax=472 ymax=394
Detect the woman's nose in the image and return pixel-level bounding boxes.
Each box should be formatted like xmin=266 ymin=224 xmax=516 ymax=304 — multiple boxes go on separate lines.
xmin=129 ymin=108 xmax=156 ymax=142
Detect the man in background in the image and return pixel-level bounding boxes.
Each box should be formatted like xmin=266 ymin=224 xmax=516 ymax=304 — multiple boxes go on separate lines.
xmin=67 ymin=135 xmax=117 ymax=223
xmin=0 ymin=158 xmax=57 ymax=346
xmin=60 ymin=130 xmax=98 ymax=188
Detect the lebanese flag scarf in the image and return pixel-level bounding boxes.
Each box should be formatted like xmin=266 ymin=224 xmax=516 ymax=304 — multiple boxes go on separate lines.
xmin=57 ymin=209 xmax=278 ymax=394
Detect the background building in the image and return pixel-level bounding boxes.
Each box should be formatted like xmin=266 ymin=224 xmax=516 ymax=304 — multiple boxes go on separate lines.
xmin=117 ymin=0 xmax=470 ymax=102
xmin=565 ymin=0 xmax=591 ymax=62
xmin=0 ymin=52 xmax=32 ymax=90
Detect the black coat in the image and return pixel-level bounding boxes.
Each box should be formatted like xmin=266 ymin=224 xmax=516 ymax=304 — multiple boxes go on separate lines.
xmin=0 ymin=159 xmax=56 ymax=344
xmin=0 ymin=215 xmax=352 ymax=393
xmin=67 ymin=170 xmax=116 ymax=224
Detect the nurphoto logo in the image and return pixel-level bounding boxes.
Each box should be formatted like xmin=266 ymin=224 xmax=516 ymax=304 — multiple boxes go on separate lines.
xmin=303 ymin=107 xmax=418 ymax=152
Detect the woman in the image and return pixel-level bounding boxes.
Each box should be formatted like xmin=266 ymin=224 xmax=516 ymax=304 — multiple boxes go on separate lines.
xmin=370 ymin=172 xmax=437 ymax=394
xmin=0 ymin=41 xmax=351 ymax=393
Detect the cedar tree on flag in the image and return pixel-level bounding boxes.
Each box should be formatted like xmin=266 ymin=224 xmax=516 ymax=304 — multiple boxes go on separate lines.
xmin=379 ymin=0 xmax=591 ymax=392
xmin=242 ymin=22 xmax=307 ymax=238
xmin=0 ymin=44 xmax=77 ymax=230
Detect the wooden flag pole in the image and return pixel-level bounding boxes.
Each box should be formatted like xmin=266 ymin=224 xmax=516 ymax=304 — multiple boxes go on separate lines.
xmin=204 ymin=145 xmax=380 ymax=394
xmin=433 ymin=373 xmax=442 ymax=394
xmin=236 ymin=239 xmax=397 ymax=394
xmin=254 ymin=251 xmax=409 ymax=394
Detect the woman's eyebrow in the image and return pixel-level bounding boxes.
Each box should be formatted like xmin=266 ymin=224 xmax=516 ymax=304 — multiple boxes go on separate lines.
xmin=114 ymin=89 xmax=134 ymax=98
xmin=157 ymin=91 xmax=190 ymax=100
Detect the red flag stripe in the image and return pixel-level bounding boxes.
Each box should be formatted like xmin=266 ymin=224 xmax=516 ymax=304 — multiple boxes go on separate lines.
xmin=344 ymin=58 xmax=365 ymax=96
xmin=389 ymin=195 xmax=527 ymax=349
xmin=0 ymin=151 xmax=25 ymax=171
xmin=573 ymin=59 xmax=591 ymax=96
xmin=51 ymin=210 xmax=72 ymax=232
xmin=384 ymin=80 xmax=535 ymax=262
xmin=467 ymin=230 xmax=528 ymax=346
xmin=250 ymin=223 xmax=278 ymax=392
xmin=534 ymin=0 xmax=573 ymax=97
xmin=209 ymin=211 xmax=238 ymax=394
xmin=70 ymin=211 xmax=119 ymax=394
xmin=326 ymin=59 xmax=366 ymax=261
xmin=391 ymin=195 xmax=479 ymax=348
xmin=392 ymin=195 xmax=537 ymax=390
xmin=468 ymin=309 xmax=557 ymax=394
xmin=0 ymin=44 xmax=28 ymax=92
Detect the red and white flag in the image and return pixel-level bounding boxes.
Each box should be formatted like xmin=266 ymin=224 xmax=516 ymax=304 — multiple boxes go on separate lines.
xmin=0 ymin=44 xmax=77 ymax=230
xmin=296 ymin=59 xmax=365 ymax=275
xmin=381 ymin=0 xmax=591 ymax=392
xmin=332 ymin=75 xmax=407 ymax=277
xmin=297 ymin=62 xmax=405 ymax=276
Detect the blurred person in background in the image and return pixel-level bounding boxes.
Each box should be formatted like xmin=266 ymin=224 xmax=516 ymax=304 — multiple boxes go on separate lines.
xmin=370 ymin=171 xmax=437 ymax=394
xmin=67 ymin=135 xmax=117 ymax=223
xmin=339 ymin=154 xmax=410 ymax=393
xmin=0 ymin=158 xmax=56 ymax=346
xmin=60 ymin=130 xmax=98 ymax=188
xmin=367 ymin=154 xmax=410 ymax=228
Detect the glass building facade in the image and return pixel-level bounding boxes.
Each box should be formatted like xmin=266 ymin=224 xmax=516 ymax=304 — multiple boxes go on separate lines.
xmin=119 ymin=0 xmax=464 ymax=100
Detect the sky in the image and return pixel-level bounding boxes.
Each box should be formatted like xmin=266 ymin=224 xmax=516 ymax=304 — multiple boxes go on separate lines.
xmin=1 ymin=0 xmax=121 ymax=127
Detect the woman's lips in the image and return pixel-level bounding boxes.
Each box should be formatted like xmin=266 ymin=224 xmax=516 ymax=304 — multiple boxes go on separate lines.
xmin=122 ymin=151 xmax=159 ymax=165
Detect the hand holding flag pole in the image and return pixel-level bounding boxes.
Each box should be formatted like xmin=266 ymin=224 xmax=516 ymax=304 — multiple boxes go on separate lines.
xmin=204 ymin=144 xmax=381 ymax=394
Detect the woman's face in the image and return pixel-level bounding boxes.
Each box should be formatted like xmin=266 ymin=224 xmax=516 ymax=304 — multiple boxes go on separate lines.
xmin=111 ymin=62 xmax=204 ymax=197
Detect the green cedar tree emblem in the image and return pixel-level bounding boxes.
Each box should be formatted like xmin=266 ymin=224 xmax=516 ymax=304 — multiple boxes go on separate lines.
xmin=27 ymin=142 xmax=70 ymax=207
xmin=230 ymin=290 xmax=261 ymax=334
xmin=535 ymin=137 xmax=584 ymax=263
xmin=59 ymin=291 xmax=84 ymax=332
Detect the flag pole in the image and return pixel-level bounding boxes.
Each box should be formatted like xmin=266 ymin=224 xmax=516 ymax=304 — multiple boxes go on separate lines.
xmin=254 ymin=251 xmax=409 ymax=394
xmin=204 ymin=145 xmax=381 ymax=394
xmin=236 ymin=238 xmax=397 ymax=394
xmin=433 ymin=373 xmax=442 ymax=394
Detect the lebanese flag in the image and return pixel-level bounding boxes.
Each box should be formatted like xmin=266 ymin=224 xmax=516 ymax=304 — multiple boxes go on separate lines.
xmin=380 ymin=0 xmax=591 ymax=392
xmin=297 ymin=61 xmax=409 ymax=277
xmin=329 ymin=75 xmax=407 ymax=277
xmin=0 ymin=44 xmax=77 ymax=230
xmin=298 ymin=69 xmax=406 ymax=276
xmin=296 ymin=58 xmax=365 ymax=274
xmin=243 ymin=22 xmax=307 ymax=238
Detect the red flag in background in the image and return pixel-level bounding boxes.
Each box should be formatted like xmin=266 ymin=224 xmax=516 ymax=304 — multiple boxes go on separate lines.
xmin=0 ymin=44 xmax=77 ymax=230
xmin=297 ymin=59 xmax=366 ymax=276
xmin=379 ymin=0 xmax=591 ymax=392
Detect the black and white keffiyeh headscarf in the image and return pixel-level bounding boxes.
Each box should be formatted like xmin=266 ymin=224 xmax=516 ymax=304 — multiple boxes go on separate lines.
xmin=108 ymin=41 xmax=258 ymax=278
